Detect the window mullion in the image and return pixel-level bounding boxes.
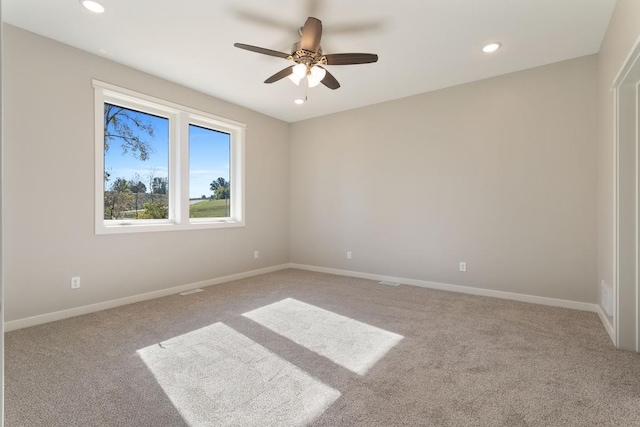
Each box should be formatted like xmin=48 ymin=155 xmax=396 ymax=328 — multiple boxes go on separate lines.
xmin=176 ymin=112 xmax=190 ymax=224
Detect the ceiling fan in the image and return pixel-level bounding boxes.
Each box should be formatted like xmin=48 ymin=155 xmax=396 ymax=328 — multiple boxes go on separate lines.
xmin=234 ymin=17 xmax=378 ymax=90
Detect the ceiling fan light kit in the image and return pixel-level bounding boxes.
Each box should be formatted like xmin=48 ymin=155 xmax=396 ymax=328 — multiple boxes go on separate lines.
xmin=289 ymin=64 xmax=326 ymax=88
xmin=234 ymin=16 xmax=378 ymax=101
xmin=288 ymin=63 xmax=307 ymax=85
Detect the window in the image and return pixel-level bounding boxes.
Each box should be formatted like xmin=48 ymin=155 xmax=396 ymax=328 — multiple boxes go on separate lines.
xmin=94 ymin=81 xmax=245 ymax=234
xmin=188 ymin=124 xmax=231 ymax=219
xmin=103 ymin=103 xmax=170 ymax=221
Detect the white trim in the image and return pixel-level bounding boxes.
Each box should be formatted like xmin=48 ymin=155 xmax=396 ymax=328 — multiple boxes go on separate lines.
xmin=614 ymin=87 xmax=620 ymax=346
xmin=92 ymin=80 xmax=246 ymax=129
xmin=4 ymin=264 xmax=289 ymax=332
xmin=177 ymin=112 xmax=189 ymax=224
xmin=94 ymin=80 xmax=246 ymax=234
xmin=636 ymin=81 xmax=639 ymax=352
xmin=612 ymin=34 xmax=640 ymax=90
xmin=4 ymin=264 xmax=604 ymax=333
xmin=94 ymin=85 xmax=105 ymax=235
xmin=597 ymin=304 xmax=616 ymax=344
xmin=97 ymin=220 xmax=244 ymax=234
xmin=613 ymin=42 xmax=640 ymax=351
xmin=289 ymin=264 xmax=599 ymax=313
xmin=609 ymin=33 xmax=640 ymax=349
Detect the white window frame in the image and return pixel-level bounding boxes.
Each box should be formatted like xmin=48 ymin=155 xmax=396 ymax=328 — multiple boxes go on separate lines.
xmin=94 ymin=80 xmax=245 ymax=235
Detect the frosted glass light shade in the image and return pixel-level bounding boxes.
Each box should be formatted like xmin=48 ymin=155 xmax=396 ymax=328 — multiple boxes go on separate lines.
xmin=307 ymin=66 xmax=327 ymax=88
xmin=288 ymin=74 xmax=303 ymax=85
xmin=288 ymin=63 xmax=308 ymax=85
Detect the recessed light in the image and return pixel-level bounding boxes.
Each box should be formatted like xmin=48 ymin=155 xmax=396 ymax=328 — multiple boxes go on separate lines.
xmin=482 ymin=42 xmax=501 ymax=53
xmin=81 ymin=0 xmax=105 ymax=14
xmin=294 ymin=98 xmax=305 ymax=105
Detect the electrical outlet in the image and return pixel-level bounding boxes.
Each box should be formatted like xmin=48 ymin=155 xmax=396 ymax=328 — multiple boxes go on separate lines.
xmin=71 ymin=276 xmax=81 ymax=289
xmin=346 ymin=251 xmax=352 ymax=260
xmin=254 ymin=250 xmax=259 ymax=259
xmin=459 ymin=262 xmax=467 ymax=272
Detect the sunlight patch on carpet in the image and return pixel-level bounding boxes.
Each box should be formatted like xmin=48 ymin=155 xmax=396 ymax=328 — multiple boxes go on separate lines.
xmin=137 ymin=322 xmax=340 ymax=427
xmin=243 ymin=298 xmax=404 ymax=375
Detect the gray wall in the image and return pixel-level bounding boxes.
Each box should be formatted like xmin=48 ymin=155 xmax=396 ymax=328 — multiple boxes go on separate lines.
xmin=3 ymin=25 xmax=290 ymax=322
xmin=597 ymin=1 xmax=640 ymax=331
xmin=290 ymin=55 xmax=598 ymax=303
xmin=4 ymin=22 xmax=603 ymax=324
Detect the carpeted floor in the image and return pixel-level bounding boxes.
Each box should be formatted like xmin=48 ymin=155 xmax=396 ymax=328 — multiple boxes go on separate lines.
xmin=5 ymin=269 xmax=640 ymax=426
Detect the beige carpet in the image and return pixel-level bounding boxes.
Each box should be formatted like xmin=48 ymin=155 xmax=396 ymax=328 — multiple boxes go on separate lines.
xmin=5 ymin=269 xmax=640 ymax=426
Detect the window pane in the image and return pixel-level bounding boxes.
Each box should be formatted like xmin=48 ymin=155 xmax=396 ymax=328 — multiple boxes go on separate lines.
xmin=189 ymin=124 xmax=231 ymax=218
xmin=103 ymin=103 xmax=169 ymax=220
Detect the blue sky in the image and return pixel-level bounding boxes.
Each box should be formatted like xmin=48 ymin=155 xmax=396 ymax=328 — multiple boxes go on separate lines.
xmin=189 ymin=124 xmax=230 ymax=198
xmin=104 ymin=106 xmax=230 ymax=198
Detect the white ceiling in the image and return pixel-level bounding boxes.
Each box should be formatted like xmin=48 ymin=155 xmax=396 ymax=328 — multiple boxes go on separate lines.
xmin=3 ymin=0 xmax=616 ymax=123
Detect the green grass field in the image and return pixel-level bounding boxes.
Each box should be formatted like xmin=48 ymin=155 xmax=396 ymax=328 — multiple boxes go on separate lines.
xmin=189 ymin=199 xmax=230 ymax=218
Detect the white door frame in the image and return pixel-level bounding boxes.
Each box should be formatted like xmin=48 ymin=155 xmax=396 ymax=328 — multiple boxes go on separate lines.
xmin=613 ymin=36 xmax=640 ymax=351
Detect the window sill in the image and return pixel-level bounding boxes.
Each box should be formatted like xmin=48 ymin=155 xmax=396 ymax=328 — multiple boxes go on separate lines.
xmin=96 ymin=219 xmax=245 ymax=235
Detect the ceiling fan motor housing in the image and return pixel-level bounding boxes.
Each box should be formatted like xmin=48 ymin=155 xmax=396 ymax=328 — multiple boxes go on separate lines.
xmin=290 ymin=42 xmax=324 ymax=68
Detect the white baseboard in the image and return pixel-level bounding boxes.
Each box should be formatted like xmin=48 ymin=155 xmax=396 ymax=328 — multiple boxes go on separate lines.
xmin=4 ymin=264 xmax=290 ymax=332
xmin=5 ymin=263 xmax=604 ymax=333
xmin=596 ymin=304 xmax=616 ymax=345
xmin=289 ymin=264 xmax=599 ymax=313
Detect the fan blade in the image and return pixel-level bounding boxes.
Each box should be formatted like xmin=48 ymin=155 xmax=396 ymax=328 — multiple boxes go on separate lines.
xmin=265 ymin=65 xmax=295 ymax=83
xmin=234 ymin=43 xmax=290 ymax=59
xmin=318 ymin=66 xmax=340 ymax=90
xmin=232 ymin=10 xmax=293 ymax=32
xmin=324 ymin=53 xmax=378 ymax=65
xmin=300 ymin=17 xmax=322 ymax=52
xmin=324 ymin=22 xmax=383 ymax=35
